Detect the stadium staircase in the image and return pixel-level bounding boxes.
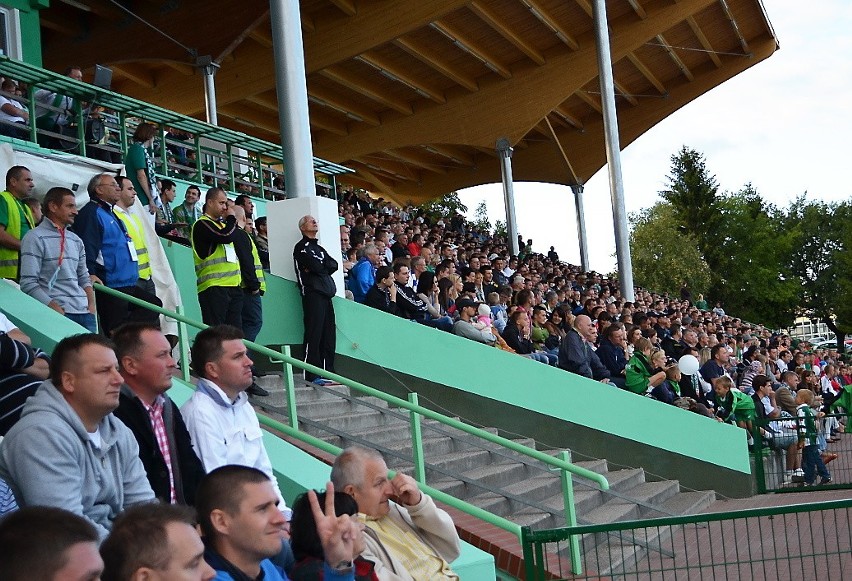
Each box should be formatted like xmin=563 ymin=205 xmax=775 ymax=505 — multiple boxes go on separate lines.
xmin=252 ymin=373 xmax=717 ymax=574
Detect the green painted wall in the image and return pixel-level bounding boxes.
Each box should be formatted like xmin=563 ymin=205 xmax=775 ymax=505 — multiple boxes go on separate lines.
xmin=1 ymin=1 xmax=45 ymax=67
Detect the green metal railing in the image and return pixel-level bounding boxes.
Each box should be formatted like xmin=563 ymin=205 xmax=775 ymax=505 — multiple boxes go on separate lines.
xmin=522 ymin=498 xmax=852 ymax=579
xmin=0 ymin=56 xmax=350 ymax=199
xmin=92 ymin=283 xmax=609 ymax=548
xmin=751 ymin=413 xmax=850 ymax=494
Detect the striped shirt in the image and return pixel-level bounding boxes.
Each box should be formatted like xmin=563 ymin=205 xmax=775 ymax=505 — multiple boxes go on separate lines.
xmin=0 ymin=331 xmax=43 ymax=436
xmin=19 ymin=219 xmax=92 ymax=314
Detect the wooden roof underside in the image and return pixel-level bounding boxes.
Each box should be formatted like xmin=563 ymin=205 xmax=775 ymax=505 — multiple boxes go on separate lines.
xmin=40 ymin=0 xmax=777 ymax=205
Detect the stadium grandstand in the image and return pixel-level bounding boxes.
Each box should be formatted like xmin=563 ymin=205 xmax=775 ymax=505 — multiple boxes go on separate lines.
xmin=0 ymin=1 xmax=850 ymax=579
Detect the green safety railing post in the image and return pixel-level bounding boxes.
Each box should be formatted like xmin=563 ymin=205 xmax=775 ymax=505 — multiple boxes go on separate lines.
xmin=158 ymin=124 xmax=168 ymax=175
xmin=256 ymin=154 xmax=265 ymax=198
xmin=559 ymin=450 xmax=583 ymax=575
xmin=282 ymin=345 xmax=297 ymax=428
xmin=118 ymin=111 xmax=128 ymax=153
xmin=26 ymin=84 xmax=36 ymax=142
xmin=74 ymin=99 xmax=86 ymax=157
xmin=194 ymin=134 xmax=203 ymax=182
xmin=520 ymin=527 xmax=537 ymax=581
xmin=753 ymin=421 xmax=767 ymax=494
xmin=226 ymin=143 xmax=236 ymax=192
xmin=408 ymin=392 xmax=426 ymax=484
xmin=175 ymin=304 xmax=192 ymax=383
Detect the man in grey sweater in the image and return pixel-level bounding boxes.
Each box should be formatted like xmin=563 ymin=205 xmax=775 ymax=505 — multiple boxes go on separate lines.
xmin=0 ymin=333 xmax=154 ymax=539
xmin=19 ymin=186 xmax=97 ymax=332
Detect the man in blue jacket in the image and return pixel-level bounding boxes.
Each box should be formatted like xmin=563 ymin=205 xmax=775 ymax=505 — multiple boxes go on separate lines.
xmin=72 ymin=172 xmax=160 ymax=335
xmin=348 ymin=243 xmax=381 ymax=303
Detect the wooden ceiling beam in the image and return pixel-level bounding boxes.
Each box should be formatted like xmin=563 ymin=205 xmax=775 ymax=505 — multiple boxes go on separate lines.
xmin=430 ymin=20 xmax=512 ymax=79
xmin=518 ymin=0 xmax=580 ymax=51
xmin=614 ymin=81 xmax=639 ymax=106
xmin=351 ymin=158 xmax=417 ymax=183
xmin=657 ymin=34 xmax=694 ymax=81
xmin=248 ymin=29 xmax=272 ymax=48
xmin=111 ymin=63 xmax=156 ymax=89
xmin=161 ymin=60 xmax=195 ymax=76
xmin=218 ymin=105 xmax=282 ymax=136
xmin=554 ymin=105 xmax=584 ymax=130
xmin=320 ymin=66 xmax=414 ymax=115
xmin=627 ymin=52 xmax=666 ymax=93
xmin=626 ymin=0 xmax=647 ymax=19
xmin=361 ymin=154 xmax=422 ymax=180
xmin=308 ymin=111 xmax=350 ymax=136
xmin=575 ymin=90 xmax=602 ymax=114
xmin=394 ymin=37 xmax=479 ymax=92
xmin=686 ymin=16 xmax=722 ymax=67
xmin=469 ymin=1 xmax=545 ymax=65
xmin=421 ymin=144 xmax=475 ymax=166
xmin=383 ymin=149 xmax=448 ymax=174
xmin=573 ymin=0 xmax=593 ymax=19
xmin=356 ymin=52 xmax=446 ymax=103
xmin=307 ymin=85 xmax=381 ymax=126
xmin=328 ymin=0 xmax=357 ymax=17
xmin=40 ymin=16 xmax=79 ymax=37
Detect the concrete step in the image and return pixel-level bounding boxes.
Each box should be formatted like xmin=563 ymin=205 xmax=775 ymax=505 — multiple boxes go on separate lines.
xmin=655 ymin=490 xmax=716 ymax=517
xmin=299 ymin=408 xmax=406 ymax=435
xmin=601 ymin=468 xmax=645 ymax=493
xmin=297 ymin=395 xmax=390 ymax=417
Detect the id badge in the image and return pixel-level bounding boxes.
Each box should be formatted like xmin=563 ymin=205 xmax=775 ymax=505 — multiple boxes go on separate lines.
xmin=224 ymin=244 xmax=238 ymax=263
xmin=127 ymin=241 xmax=138 ymax=261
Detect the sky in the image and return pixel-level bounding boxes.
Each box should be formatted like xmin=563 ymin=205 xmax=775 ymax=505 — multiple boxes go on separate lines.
xmin=457 ymin=1 xmax=852 ymax=273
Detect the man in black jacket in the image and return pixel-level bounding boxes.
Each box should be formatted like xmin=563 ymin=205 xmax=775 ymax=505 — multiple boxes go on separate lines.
xmin=364 ymin=265 xmax=400 ymax=315
xmin=112 ymin=323 xmax=205 ymax=505
xmin=558 ymin=315 xmax=611 ymax=383
xmin=294 ymin=215 xmax=338 ymax=384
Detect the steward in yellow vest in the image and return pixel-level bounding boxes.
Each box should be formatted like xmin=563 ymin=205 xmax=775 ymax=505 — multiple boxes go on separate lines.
xmin=191 ymin=188 xmax=243 ymax=327
xmin=0 ymin=166 xmax=36 ymax=280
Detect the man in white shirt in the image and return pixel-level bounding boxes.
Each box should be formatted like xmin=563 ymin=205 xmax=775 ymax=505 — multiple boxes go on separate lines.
xmin=180 ymin=324 xmax=290 ymax=518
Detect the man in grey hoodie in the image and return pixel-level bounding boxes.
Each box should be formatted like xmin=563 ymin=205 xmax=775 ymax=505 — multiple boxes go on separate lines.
xmin=0 ymin=333 xmax=155 ymax=539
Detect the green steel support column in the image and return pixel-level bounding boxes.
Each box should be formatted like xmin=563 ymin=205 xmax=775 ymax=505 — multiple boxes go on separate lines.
xmin=559 ymin=450 xmax=583 ymax=575
xmin=74 ymin=99 xmax=86 ymax=157
xmin=26 ymin=84 xmax=36 ymax=142
xmin=331 ymin=175 xmax=338 ymax=201
xmin=194 ymin=135 xmax=203 ymax=182
xmin=226 ymin=144 xmax=236 ymax=192
xmin=282 ymin=345 xmax=297 ymax=427
xmin=408 ymin=392 xmax=426 ymax=484
xmin=119 ymin=111 xmax=128 ymax=153
xmin=753 ymin=424 xmax=767 ymax=494
xmin=520 ymin=527 xmax=538 ymax=581
xmin=256 ymin=155 xmax=265 ymax=198
xmin=175 ymin=304 xmax=191 ymax=383
xmin=159 ymin=124 xmax=168 ymax=175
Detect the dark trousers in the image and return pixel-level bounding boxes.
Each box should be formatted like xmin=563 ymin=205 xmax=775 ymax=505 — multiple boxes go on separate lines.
xmin=198 ymin=286 xmax=243 ymax=329
xmin=96 ymin=285 xmax=162 ymax=336
xmin=241 ymin=292 xmax=263 ymax=342
xmin=302 ymin=292 xmax=335 ymax=381
xmin=802 ymin=444 xmax=830 ymax=484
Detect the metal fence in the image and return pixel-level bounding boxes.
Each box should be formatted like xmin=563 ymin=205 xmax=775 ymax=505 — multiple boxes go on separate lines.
xmin=521 ymin=498 xmax=852 ymax=579
xmin=752 ymin=412 xmax=851 ymax=493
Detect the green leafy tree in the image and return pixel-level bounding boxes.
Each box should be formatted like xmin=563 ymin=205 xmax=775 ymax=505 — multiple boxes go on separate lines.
xmin=418 ymin=191 xmax=467 ymax=224
xmin=629 ymin=202 xmax=711 ymax=296
xmin=493 ymin=219 xmax=507 ymax=239
xmin=470 ymin=200 xmax=491 ymax=232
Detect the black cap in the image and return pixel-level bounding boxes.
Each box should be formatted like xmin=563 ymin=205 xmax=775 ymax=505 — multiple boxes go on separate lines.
xmin=456 ymin=298 xmax=479 ymax=310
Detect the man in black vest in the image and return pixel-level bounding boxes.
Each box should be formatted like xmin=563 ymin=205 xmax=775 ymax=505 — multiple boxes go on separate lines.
xmin=112 ymin=323 xmax=205 ymax=505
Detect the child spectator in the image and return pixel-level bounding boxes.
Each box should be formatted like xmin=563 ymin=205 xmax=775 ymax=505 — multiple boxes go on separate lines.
xmin=474 ymin=303 xmax=493 ymax=330
xmin=796 ymin=389 xmax=831 ymax=485
xmin=712 ymin=376 xmax=756 ymax=444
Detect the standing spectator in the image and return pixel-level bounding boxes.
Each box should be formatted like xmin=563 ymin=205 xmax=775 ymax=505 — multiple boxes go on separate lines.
xmin=294 ymin=215 xmax=339 ymax=385
xmin=796 ymin=389 xmax=831 ymax=486
xmin=0 ymin=506 xmax=103 ymax=581
xmin=0 ymin=166 xmax=35 ymax=280
xmin=191 ymin=187 xmax=243 ymax=328
xmin=112 ymin=323 xmax=206 ymax=505
xmin=34 ymin=65 xmax=82 ymax=150
xmin=0 ymin=334 xmax=155 ymax=539
xmin=113 ymin=176 xmax=155 ymax=298
xmin=124 ymin=122 xmax=161 ymax=222
xmin=255 ymin=216 xmax=270 ymax=269
xmin=73 ymin=173 xmax=161 ymax=336
xmin=19 ymin=187 xmax=97 ymax=332
xmin=172 ymin=184 xmax=201 ymax=240
xmin=154 ymin=178 xmax=182 ymax=237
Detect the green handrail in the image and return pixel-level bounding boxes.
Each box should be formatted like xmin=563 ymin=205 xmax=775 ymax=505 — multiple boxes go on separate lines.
xmin=92 ymin=282 xmax=608 ymax=542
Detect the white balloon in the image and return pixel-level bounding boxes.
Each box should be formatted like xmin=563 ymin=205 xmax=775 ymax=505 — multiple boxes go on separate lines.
xmin=678 ymin=354 xmax=700 ymax=376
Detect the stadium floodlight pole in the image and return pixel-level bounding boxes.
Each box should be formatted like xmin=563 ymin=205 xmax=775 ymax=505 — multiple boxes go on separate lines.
xmin=592 ymin=0 xmax=634 ymax=301
xmin=269 ymin=0 xmax=316 ymax=198
xmin=496 ymin=138 xmax=520 ymax=257
xmin=196 ymin=56 xmax=219 ymax=126
xmin=571 ymin=184 xmax=590 ymax=272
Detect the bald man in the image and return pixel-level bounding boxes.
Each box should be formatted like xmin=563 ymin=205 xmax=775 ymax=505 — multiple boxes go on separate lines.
xmin=558 ymin=314 xmax=612 ymax=383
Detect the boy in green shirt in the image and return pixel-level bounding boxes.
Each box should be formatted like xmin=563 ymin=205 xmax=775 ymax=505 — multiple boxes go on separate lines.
xmin=713 ymin=376 xmax=756 ymax=430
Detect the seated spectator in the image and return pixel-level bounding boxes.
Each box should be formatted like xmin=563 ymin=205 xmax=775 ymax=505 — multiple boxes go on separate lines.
xmin=530 ymin=306 xmax=558 ymax=365
xmin=19 ymin=186 xmax=98 ymax=332
xmin=0 ymin=333 xmax=155 ymax=539
xmin=596 ymin=322 xmax=628 ymax=389
xmin=0 ymin=476 xmax=16 ymax=516
xmin=503 ymin=310 xmax=549 ymax=364
xmin=0 ymin=80 xmax=29 ymax=139
xmin=0 ymin=506 xmax=103 ymax=580
xmin=700 ymin=344 xmax=732 ymax=392
xmin=100 ymin=503 xmax=215 ymax=581
xmin=290 ymin=490 xmax=378 ymax=581
xmin=415 ymin=271 xmax=442 ymax=315
xmin=489 ymin=290 xmax=509 ymax=333
xmin=349 ymin=244 xmax=381 ymax=303
xmin=453 ymin=298 xmax=496 ymax=346
xmin=330 ymin=446 xmax=460 ymax=580
xmin=393 ymin=263 xmax=453 ymax=332
xmin=198 ymin=465 xmax=358 ymax=581
xmin=112 ymin=323 xmax=205 ymax=505
xmin=364 ymin=265 xmax=400 ymax=315
xmin=0 ymin=313 xmax=50 ymax=435
xmin=437 ymin=276 xmax=459 ymax=317
xmin=558 ymin=315 xmax=610 ymax=379
xmin=624 ymin=339 xmax=668 ymax=396
xmin=648 ymin=352 xmax=679 ymax=404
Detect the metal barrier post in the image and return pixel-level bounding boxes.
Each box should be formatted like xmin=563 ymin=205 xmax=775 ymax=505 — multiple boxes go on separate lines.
xmin=226 ymin=143 xmax=236 ymax=191
xmin=282 ymin=345 xmax=297 ymax=427
xmin=559 ymin=450 xmax=583 ymax=575
xmin=74 ymin=100 xmax=86 ymax=156
xmin=753 ymin=421 xmax=767 ymax=494
xmin=118 ymin=111 xmax=129 ymax=153
xmin=175 ymin=304 xmax=191 ymax=383
xmin=159 ymin=124 xmax=168 ymax=174
xmin=194 ymin=134 xmax=203 ymax=181
xmin=408 ymin=393 xmax=426 ymax=484
xmin=26 ymin=85 xmax=36 ymax=142
xmin=520 ymin=526 xmax=539 ymax=581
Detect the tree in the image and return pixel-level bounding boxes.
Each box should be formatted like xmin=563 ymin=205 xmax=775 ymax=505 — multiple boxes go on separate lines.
xmin=629 ymin=202 xmax=711 ymax=296
xmin=470 ymin=200 xmax=491 ymax=232
xmin=659 ymin=146 xmax=723 ymax=271
xmin=418 ymin=191 xmax=467 ymax=224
